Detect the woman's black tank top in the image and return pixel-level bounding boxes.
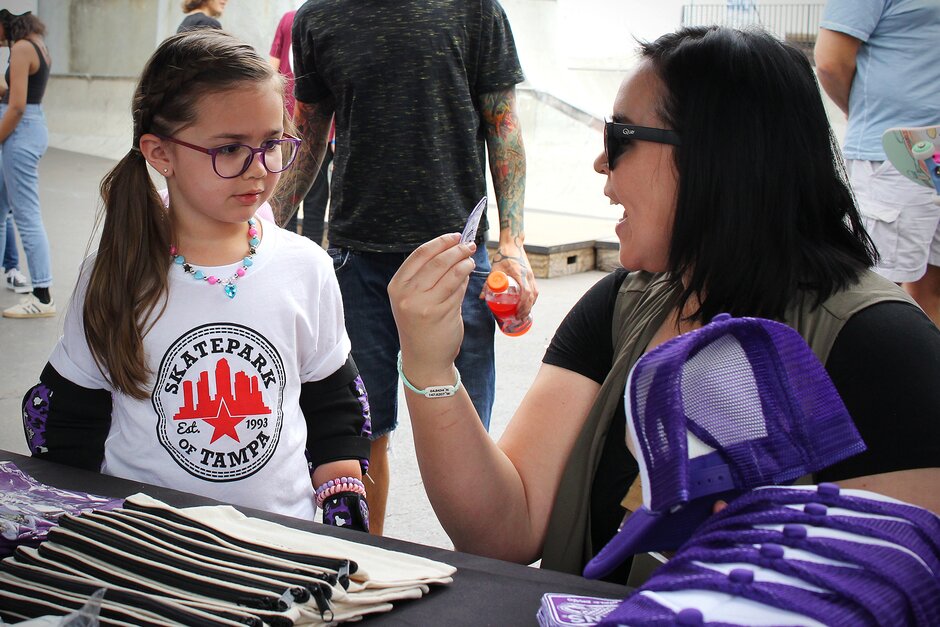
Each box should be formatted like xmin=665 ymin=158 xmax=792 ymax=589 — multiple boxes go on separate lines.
xmin=2 ymin=40 xmax=50 ymax=105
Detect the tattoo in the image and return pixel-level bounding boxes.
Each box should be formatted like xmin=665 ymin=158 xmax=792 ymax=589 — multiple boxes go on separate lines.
xmin=480 ymin=88 xmax=526 ymax=239
xmin=491 ymin=247 xmax=526 ymax=264
xmin=271 ymin=99 xmax=335 ymax=226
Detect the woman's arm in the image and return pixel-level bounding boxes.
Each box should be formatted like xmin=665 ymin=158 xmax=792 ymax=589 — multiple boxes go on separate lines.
xmin=838 ymin=468 xmax=940 ymax=512
xmin=390 ymin=234 xmax=601 ymax=563
xmin=822 ymin=301 xmax=940 ymax=513
xmin=0 ymin=39 xmax=35 ymax=143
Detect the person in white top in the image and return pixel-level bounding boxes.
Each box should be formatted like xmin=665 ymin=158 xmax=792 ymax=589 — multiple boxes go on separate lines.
xmin=21 ymin=30 xmax=371 ymax=531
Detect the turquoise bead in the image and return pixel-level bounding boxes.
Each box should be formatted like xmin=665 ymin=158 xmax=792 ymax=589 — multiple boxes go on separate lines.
xmin=171 ymin=219 xmax=255 ymax=299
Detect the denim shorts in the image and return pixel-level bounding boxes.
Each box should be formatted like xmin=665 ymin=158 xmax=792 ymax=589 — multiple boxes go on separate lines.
xmin=329 ymin=244 xmax=495 ymax=438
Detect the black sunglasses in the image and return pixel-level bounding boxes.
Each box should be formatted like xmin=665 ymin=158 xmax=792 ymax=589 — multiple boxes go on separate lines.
xmin=604 ymin=121 xmax=681 ymax=167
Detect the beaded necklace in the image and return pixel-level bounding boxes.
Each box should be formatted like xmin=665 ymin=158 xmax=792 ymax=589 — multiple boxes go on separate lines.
xmin=170 ymin=218 xmax=259 ymax=299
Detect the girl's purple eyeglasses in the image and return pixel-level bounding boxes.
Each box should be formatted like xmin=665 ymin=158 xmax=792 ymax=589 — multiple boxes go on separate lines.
xmin=157 ymin=134 xmax=302 ymax=179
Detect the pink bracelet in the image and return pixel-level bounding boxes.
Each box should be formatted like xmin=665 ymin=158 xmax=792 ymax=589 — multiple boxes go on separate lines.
xmin=315 ymin=476 xmax=366 ymax=509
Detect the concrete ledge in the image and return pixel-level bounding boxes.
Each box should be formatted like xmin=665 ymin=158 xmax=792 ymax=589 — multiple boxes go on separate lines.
xmin=491 ymin=239 xmax=598 ymax=278
xmin=594 ymin=237 xmax=622 ymax=273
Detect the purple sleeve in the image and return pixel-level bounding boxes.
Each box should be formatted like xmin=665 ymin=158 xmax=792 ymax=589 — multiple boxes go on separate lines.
xmin=23 ymin=363 xmax=112 ymax=472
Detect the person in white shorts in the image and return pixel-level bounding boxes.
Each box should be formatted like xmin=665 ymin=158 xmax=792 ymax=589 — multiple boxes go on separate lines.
xmin=816 ymin=0 xmax=940 ymax=326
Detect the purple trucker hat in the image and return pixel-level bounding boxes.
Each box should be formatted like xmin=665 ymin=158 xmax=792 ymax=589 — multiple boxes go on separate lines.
xmin=583 ymin=314 xmax=866 ymax=580
xmin=599 ymin=485 xmax=940 ymax=626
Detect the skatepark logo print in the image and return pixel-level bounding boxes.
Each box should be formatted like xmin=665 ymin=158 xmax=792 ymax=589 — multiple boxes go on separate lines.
xmin=153 ymin=323 xmax=286 ymax=481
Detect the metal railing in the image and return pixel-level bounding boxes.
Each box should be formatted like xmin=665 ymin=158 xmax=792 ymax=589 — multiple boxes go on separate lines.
xmin=681 ymin=3 xmax=824 ymax=59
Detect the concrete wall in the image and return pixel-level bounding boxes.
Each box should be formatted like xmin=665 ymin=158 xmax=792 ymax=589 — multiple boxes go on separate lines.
xmin=37 ymin=0 xmax=298 ymax=77
xmin=500 ymin=0 xmax=826 ymax=119
xmin=44 ymin=75 xmax=137 ymax=159
xmin=30 ymin=0 xmax=831 ymax=160
xmin=501 ymin=0 xmax=688 ymax=119
xmin=32 ymin=0 xmax=298 ymax=159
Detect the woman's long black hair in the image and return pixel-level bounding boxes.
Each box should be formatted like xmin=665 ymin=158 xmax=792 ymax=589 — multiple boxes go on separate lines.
xmin=641 ymin=26 xmax=876 ymax=322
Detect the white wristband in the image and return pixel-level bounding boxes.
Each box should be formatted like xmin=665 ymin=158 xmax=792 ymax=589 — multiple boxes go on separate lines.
xmin=397 ymin=351 xmax=461 ymax=398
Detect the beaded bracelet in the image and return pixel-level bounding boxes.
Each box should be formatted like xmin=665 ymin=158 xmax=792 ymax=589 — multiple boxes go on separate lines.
xmin=315 ymin=476 xmax=367 ymax=510
xmin=317 ymin=482 xmax=367 ymax=510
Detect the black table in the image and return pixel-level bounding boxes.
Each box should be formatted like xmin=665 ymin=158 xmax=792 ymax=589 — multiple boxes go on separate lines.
xmin=1 ymin=450 xmax=630 ymax=625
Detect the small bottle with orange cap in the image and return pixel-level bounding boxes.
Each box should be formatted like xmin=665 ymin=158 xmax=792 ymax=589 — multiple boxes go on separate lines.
xmin=484 ymin=271 xmax=533 ymax=336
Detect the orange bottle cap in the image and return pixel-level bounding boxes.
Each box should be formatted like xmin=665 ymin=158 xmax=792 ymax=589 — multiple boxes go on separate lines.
xmin=486 ymin=271 xmax=509 ymax=292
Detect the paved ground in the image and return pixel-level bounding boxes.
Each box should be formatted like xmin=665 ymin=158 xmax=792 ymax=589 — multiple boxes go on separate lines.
xmin=0 ymin=147 xmax=610 ymax=551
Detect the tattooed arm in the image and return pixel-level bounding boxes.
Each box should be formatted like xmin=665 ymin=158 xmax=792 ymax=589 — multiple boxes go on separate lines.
xmin=271 ymin=98 xmax=335 ymax=226
xmin=479 ymin=87 xmax=538 ymax=317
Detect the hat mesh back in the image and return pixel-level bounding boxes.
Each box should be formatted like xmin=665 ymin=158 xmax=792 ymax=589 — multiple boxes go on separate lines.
xmin=630 ymin=317 xmax=866 ymax=513
xmin=681 ymin=334 xmax=768 ymax=445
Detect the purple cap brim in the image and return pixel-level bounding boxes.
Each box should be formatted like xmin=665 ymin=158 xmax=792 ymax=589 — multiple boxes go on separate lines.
xmin=583 ymin=492 xmax=736 ymax=580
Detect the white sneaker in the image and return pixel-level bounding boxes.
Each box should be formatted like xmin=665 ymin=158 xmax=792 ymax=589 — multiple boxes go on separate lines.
xmin=5 ymin=268 xmax=31 ymax=293
xmin=3 ymin=294 xmax=55 ymax=318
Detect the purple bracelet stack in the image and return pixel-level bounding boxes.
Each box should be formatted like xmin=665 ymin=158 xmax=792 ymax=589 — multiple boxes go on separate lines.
xmin=315 ymin=476 xmax=367 ymax=510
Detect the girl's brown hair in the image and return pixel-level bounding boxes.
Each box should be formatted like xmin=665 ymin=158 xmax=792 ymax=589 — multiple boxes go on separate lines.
xmin=86 ymin=30 xmax=279 ymax=399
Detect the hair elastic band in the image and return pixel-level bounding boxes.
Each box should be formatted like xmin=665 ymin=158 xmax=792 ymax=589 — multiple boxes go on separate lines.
xmin=315 ymin=476 xmax=367 ymax=510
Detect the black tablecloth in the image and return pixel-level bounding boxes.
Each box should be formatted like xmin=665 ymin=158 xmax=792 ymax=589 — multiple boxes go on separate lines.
xmin=1 ymin=450 xmax=630 ymax=625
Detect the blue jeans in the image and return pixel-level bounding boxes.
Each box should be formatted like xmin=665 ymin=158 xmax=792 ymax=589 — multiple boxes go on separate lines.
xmin=329 ymin=244 xmax=495 ymax=436
xmin=2 ymin=213 xmax=17 ymax=270
xmin=0 ymin=104 xmax=51 ymax=288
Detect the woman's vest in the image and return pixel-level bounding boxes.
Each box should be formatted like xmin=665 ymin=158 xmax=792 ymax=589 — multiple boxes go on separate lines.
xmin=540 ymin=269 xmax=916 ymax=575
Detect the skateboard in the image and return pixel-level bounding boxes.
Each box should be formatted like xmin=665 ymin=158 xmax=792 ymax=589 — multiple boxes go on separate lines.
xmin=882 ymin=125 xmax=940 ymax=194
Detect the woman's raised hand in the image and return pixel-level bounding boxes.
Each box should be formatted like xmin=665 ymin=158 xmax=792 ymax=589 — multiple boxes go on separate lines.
xmin=389 ymin=233 xmax=477 ymax=379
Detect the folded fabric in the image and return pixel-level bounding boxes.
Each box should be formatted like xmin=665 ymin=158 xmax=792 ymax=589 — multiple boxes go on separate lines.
xmin=12 ymin=545 xmax=302 ymax=627
xmin=127 ymin=493 xmax=457 ymax=589
xmin=1 ymin=492 xmax=456 ymax=626
xmin=0 ymin=571 xmax=247 ymax=626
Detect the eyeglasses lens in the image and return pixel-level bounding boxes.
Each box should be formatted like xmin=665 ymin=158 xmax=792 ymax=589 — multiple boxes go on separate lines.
xmin=213 ymin=140 xmax=298 ymax=178
xmin=604 ymin=124 xmax=626 ymax=167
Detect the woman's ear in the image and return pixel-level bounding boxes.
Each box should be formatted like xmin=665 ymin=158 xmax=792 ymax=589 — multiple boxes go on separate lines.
xmin=139 ymin=133 xmax=173 ymax=177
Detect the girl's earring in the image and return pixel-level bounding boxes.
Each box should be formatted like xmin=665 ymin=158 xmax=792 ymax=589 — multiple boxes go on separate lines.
xmin=163 ymin=168 xmax=168 ymax=174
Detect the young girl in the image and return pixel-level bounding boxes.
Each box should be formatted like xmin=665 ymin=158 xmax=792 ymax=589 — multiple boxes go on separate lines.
xmin=21 ymin=30 xmax=371 ymax=531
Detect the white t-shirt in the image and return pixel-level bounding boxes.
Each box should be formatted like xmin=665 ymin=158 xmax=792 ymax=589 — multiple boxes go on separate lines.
xmin=50 ymin=217 xmax=350 ymax=519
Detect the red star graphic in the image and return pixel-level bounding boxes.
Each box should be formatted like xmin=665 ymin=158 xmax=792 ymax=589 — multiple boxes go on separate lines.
xmin=203 ymin=398 xmax=246 ymax=444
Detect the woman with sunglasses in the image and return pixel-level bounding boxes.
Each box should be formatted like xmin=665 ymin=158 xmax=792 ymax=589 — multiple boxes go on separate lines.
xmin=21 ymin=31 xmax=371 ymax=529
xmin=387 ymin=26 xmax=940 ymax=582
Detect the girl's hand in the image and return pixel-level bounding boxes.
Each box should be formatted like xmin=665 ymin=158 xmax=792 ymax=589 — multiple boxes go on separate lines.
xmin=389 ymin=233 xmax=477 ymax=381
